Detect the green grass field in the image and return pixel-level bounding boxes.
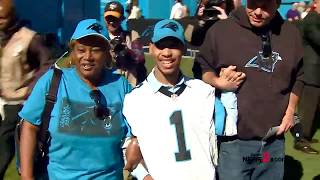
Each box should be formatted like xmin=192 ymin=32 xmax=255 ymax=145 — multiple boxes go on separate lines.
xmin=5 ymin=55 xmax=320 ymax=180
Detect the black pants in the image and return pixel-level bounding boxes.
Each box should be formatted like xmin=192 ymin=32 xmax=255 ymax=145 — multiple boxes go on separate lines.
xmin=0 ymin=104 xmax=23 ymax=179
xmin=298 ymin=85 xmax=320 ymax=141
xmin=290 ymin=113 xmax=303 ymax=142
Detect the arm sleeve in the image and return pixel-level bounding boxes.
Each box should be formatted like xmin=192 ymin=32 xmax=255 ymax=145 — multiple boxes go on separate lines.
xmin=28 ymin=34 xmax=52 ymax=68
xmin=291 ymin=28 xmax=304 ymax=96
xmin=190 ymin=21 xmax=215 ymax=46
xmin=123 ymin=78 xmax=133 ymax=137
xmin=195 ymin=26 xmax=219 ymax=73
xmin=18 ymin=69 xmax=54 ymax=125
xmin=131 ymin=163 xmax=150 ymax=180
xmin=170 ymin=5 xmax=176 ymax=19
xmin=303 ymin=13 xmax=320 ymax=50
xmin=123 ymin=100 xmax=150 ymax=179
xmin=123 ymin=94 xmax=136 ymax=136
xmin=27 ymin=34 xmax=53 ymax=90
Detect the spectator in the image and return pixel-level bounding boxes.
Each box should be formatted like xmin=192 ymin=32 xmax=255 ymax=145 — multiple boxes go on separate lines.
xmin=43 ymin=33 xmax=65 ymax=60
xmin=191 ymin=1 xmax=243 ymax=136
xmin=190 ymin=0 xmax=229 ymax=47
xmin=286 ymin=2 xmax=300 ymax=21
xmin=0 ymin=0 xmax=51 ymax=178
xmin=294 ymin=0 xmax=320 ymax=154
xmin=233 ymin=0 xmax=242 ymax=9
xmin=297 ymin=1 xmax=307 ymax=15
xmin=196 ymin=0 xmax=304 ymax=179
xmin=300 ymin=1 xmax=313 ymax=19
xmin=191 ymin=0 xmax=237 ymax=80
xmin=128 ymin=0 xmax=142 ymax=19
xmin=170 ymin=0 xmax=189 ymax=19
xmin=104 ymin=1 xmax=147 ymax=86
xmin=19 ymin=19 xmax=133 ymax=179
xmin=123 ymin=19 xmax=218 ymax=180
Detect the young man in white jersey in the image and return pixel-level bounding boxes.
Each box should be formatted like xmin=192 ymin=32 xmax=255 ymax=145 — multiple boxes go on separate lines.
xmin=123 ymin=19 xmax=217 ymax=180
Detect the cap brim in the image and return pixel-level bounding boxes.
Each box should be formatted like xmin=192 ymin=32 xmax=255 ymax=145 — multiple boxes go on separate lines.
xmin=71 ymin=33 xmax=109 ymax=42
xmin=104 ymin=11 xmax=121 ymax=18
xmin=152 ymin=35 xmax=185 ymax=45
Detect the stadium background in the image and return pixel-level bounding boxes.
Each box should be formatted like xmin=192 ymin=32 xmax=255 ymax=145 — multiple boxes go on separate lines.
xmin=13 ymin=0 xmax=312 ymax=45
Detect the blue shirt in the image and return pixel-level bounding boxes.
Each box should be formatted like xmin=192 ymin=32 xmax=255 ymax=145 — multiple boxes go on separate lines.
xmin=19 ymin=67 xmax=132 ymax=180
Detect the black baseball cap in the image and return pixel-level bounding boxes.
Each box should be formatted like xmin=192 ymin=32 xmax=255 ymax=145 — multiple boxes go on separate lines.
xmin=104 ymin=1 xmax=124 ymax=19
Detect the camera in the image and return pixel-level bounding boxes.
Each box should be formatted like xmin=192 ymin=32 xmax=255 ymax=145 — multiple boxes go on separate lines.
xmin=202 ymin=0 xmax=225 ymax=21
xmin=109 ymin=36 xmax=135 ymax=69
xmin=110 ymin=36 xmax=127 ymax=57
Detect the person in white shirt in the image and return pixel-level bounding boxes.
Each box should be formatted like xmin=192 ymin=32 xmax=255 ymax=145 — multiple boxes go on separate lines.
xmin=128 ymin=0 xmax=142 ymax=19
xmin=123 ymin=19 xmax=217 ymax=180
xmin=170 ymin=0 xmax=188 ymax=19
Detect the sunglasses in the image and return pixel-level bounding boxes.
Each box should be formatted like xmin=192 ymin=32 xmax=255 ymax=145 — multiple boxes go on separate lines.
xmin=105 ymin=16 xmax=121 ymax=24
xmin=89 ymin=90 xmax=112 ymax=128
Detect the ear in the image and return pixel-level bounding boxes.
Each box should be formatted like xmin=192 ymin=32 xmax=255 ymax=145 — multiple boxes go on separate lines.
xmin=149 ymin=43 xmax=154 ymax=54
xmin=68 ymin=50 xmax=77 ymax=66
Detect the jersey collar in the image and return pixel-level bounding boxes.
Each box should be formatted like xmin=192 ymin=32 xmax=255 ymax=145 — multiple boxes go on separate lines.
xmin=146 ymin=68 xmax=189 ymax=93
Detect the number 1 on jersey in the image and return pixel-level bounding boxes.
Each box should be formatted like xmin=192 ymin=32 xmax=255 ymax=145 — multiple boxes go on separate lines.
xmin=170 ymin=111 xmax=191 ymax=161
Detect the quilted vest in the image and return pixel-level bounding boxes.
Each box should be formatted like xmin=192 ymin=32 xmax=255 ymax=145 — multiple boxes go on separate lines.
xmin=0 ymin=27 xmax=36 ymax=101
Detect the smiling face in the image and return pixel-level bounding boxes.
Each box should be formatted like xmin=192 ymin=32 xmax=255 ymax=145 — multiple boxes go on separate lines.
xmin=246 ymin=0 xmax=279 ymax=28
xmin=149 ymin=37 xmax=184 ymax=84
xmin=71 ymin=35 xmax=111 ymax=86
xmin=104 ymin=15 xmax=122 ymax=35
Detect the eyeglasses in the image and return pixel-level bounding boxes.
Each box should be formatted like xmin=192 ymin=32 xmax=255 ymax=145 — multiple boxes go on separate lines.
xmin=89 ymin=90 xmax=112 ymax=128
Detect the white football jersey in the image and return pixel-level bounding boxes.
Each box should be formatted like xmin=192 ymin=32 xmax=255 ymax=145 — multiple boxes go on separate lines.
xmin=123 ymin=78 xmax=217 ymax=180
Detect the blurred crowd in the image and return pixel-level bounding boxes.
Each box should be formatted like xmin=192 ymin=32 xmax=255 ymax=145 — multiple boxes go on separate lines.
xmin=286 ymin=0 xmax=318 ymax=21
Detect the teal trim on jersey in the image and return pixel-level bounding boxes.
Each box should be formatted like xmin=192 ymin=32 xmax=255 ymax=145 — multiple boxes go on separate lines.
xmin=146 ymin=68 xmax=186 ymax=93
xmin=214 ymin=97 xmax=226 ymax=136
xmin=19 ymin=67 xmax=132 ymax=180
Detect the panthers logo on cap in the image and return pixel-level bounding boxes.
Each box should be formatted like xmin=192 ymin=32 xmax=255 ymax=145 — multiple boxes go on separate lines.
xmin=161 ymin=22 xmax=179 ymax=32
xmin=87 ymin=23 xmax=102 ymax=33
xmin=109 ymin=3 xmax=118 ymax=10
